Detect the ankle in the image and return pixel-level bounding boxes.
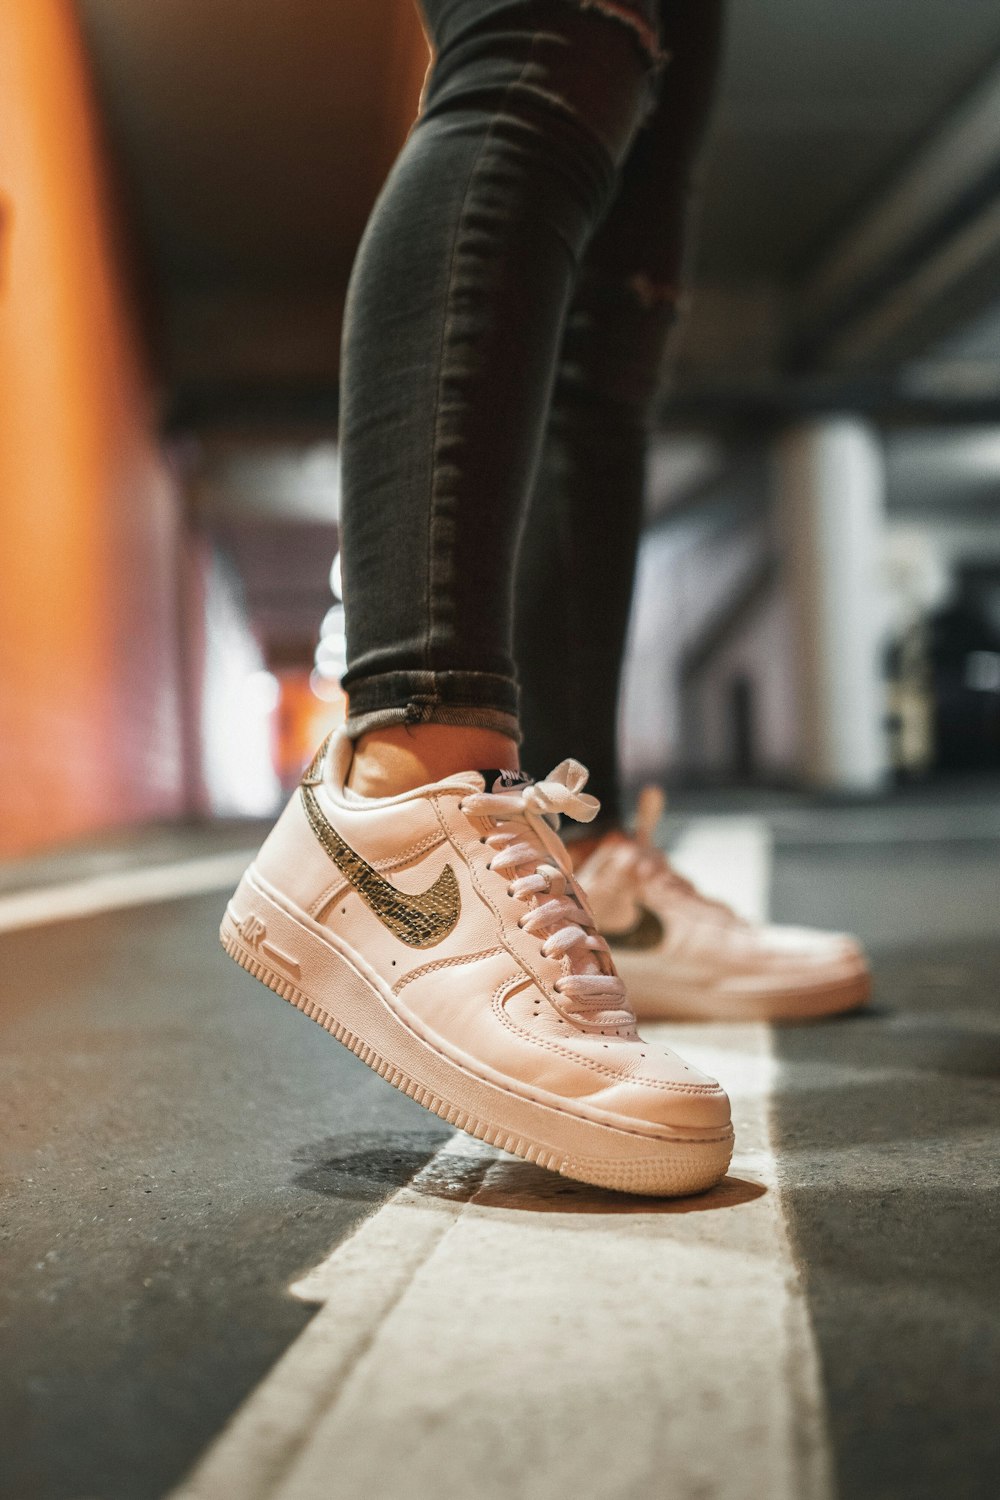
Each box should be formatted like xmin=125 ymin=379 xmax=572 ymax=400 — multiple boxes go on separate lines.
xmin=346 ymin=723 xmax=519 ymax=798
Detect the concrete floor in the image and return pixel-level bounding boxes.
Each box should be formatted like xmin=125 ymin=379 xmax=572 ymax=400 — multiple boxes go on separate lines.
xmin=1 ymin=793 xmax=998 ymax=1500
xmin=770 ymin=825 xmax=1000 ymax=1500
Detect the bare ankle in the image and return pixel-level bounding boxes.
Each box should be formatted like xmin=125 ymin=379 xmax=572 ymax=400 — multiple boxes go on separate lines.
xmin=346 ymin=723 xmax=519 ymax=798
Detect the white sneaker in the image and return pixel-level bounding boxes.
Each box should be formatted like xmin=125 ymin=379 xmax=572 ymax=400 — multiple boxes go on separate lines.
xmin=577 ymin=789 xmax=871 ymax=1023
xmin=220 ymin=734 xmax=733 ymax=1196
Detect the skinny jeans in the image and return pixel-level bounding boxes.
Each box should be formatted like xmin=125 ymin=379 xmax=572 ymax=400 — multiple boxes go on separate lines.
xmin=340 ymin=0 xmax=724 ymax=821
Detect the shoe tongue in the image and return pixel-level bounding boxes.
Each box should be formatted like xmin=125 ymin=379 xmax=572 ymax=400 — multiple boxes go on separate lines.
xmin=474 ymin=767 xmax=535 ymax=793
xmin=437 ymin=767 xmax=536 ymax=793
xmin=464 ymin=770 xmax=610 ymax=991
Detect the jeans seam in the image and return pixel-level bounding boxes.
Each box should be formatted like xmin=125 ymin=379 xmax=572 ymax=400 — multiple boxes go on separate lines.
xmin=569 ymin=0 xmax=667 ymax=67
xmin=423 ymin=31 xmax=542 ymax=675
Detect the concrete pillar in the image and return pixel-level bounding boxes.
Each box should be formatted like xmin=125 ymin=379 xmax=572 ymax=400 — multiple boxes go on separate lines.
xmin=774 ymin=416 xmax=888 ymax=793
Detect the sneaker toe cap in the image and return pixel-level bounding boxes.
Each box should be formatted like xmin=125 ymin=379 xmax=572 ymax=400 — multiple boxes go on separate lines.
xmin=762 ymin=924 xmax=867 ymax=967
xmin=595 ymin=1044 xmax=732 ymax=1132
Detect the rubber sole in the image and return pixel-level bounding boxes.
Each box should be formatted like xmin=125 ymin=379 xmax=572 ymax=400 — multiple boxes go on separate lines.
xmin=617 ymin=952 xmax=872 ymax=1024
xmin=221 ymin=867 xmax=734 ymax=1197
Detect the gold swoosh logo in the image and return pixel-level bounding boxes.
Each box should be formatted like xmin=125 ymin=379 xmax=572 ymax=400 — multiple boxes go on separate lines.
xmin=299 ymin=741 xmax=460 ymax=948
xmin=603 ymin=904 xmax=664 ymax=952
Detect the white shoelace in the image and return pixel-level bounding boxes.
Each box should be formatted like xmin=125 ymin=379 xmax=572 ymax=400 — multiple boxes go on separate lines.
xmin=461 ymin=761 xmax=632 ymax=1024
xmin=627 ymin=784 xmax=747 ymax=926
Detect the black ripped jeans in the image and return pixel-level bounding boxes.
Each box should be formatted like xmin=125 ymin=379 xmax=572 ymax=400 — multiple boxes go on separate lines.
xmin=340 ymin=0 xmax=724 ymax=822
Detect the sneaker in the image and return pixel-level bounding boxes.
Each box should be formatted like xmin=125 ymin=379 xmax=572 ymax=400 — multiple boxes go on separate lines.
xmin=577 ymin=788 xmax=871 ymax=1024
xmin=220 ymin=733 xmax=733 ymax=1196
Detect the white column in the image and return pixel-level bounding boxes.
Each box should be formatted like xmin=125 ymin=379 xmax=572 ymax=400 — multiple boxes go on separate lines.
xmin=774 ymin=416 xmax=888 ymax=793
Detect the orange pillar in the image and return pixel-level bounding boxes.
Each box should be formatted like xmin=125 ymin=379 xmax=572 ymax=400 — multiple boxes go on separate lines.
xmin=0 ymin=0 xmax=187 ymax=855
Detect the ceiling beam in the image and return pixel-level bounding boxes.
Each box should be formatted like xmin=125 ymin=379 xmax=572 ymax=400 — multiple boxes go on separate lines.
xmin=792 ymin=53 xmax=1000 ymax=368
xmin=818 ymin=197 xmax=1000 ymax=369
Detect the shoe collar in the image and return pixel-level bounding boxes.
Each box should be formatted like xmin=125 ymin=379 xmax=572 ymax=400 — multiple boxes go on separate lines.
xmin=319 ymin=729 xmax=527 ymax=810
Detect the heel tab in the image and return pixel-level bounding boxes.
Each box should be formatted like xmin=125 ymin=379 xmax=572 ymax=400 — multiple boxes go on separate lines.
xmin=635 ymin=785 xmax=665 ymax=847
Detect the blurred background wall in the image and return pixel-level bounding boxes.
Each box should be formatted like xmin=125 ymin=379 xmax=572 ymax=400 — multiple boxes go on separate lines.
xmin=3 ymin=0 xmax=1000 ymax=856
xmin=0 ymin=1 xmax=188 ymax=855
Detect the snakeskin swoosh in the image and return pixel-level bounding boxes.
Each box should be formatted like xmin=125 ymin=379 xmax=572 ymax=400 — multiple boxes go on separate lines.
xmin=299 ymin=783 xmax=461 ymax=949
xmin=603 ymin=904 xmax=664 ymax=951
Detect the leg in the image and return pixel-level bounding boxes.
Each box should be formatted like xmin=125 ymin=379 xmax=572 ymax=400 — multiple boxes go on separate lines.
xmin=224 ymin=1 xmax=735 ymax=1195
xmin=339 ymin=0 xmax=660 ymax=792
xmin=515 ymin=0 xmax=726 ymax=825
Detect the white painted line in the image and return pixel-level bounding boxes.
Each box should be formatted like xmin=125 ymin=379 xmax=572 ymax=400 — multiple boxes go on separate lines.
xmin=170 ymin=1138 xmax=482 ymax=1500
xmin=0 ymin=851 xmax=255 ymax=934
xmin=169 ymin=818 xmax=832 ymax=1500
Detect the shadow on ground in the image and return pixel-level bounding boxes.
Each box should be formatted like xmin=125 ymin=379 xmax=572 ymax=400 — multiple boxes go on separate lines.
xmin=294 ymin=1133 xmax=766 ymax=1215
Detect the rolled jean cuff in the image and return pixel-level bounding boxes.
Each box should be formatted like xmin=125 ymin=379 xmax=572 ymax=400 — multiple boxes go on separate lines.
xmin=343 ymin=670 xmax=521 ymax=744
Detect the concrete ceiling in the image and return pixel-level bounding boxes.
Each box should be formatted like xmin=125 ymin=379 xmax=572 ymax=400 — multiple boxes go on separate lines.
xmin=696 ymin=0 xmax=1000 ymax=281
xmin=77 ymin=0 xmax=427 ymax=412
xmin=673 ymin=1 xmax=1000 ymax=404
xmin=77 ymin=0 xmax=1000 ymax=421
